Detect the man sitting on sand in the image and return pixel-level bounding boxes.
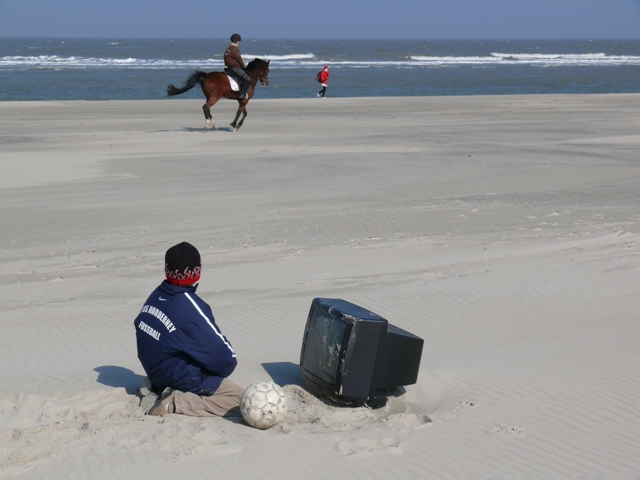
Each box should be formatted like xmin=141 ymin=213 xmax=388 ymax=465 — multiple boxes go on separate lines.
xmin=134 ymin=242 xmax=244 ymax=416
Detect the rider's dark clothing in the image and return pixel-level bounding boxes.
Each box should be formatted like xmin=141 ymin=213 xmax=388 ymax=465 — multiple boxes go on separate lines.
xmin=230 ymin=67 xmax=251 ymax=97
xmin=224 ymin=43 xmax=245 ymax=69
xmin=224 ymin=43 xmax=250 ymax=96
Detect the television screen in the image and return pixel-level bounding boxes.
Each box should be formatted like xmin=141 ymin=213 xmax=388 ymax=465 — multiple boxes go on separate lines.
xmin=299 ymin=298 xmax=423 ymax=407
xmin=299 ymin=307 xmax=349 ymax=386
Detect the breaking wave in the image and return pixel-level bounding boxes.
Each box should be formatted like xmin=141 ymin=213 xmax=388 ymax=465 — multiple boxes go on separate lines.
xmin=3 ymin=52 xmax=640 ymax=70
xmin=409 ymin=52 xmax=640 ymax=67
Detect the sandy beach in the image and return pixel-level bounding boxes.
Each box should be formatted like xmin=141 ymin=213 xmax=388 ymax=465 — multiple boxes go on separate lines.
xmin=1 ymin=94 xmax=640 ymax=478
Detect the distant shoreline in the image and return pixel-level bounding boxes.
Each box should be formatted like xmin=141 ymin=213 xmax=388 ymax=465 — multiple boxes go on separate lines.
xmin=3 ymin=38 xmax=640 ymax=101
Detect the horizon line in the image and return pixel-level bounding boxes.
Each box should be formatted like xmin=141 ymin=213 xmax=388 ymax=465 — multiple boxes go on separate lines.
xmin=2 ymin=36 xmax=640 ymax=41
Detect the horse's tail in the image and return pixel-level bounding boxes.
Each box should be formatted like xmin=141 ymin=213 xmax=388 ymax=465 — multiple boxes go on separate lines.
xmin=166 ymin=70 xmax=208 ymax=97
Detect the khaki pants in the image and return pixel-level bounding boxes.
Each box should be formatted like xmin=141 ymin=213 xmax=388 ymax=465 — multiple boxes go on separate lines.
xmin=174 ymin=378 xmax=244 ymax=417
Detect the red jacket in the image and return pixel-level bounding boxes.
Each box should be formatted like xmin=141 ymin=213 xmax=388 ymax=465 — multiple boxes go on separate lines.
xmin=319 ymin=69 xmax=330 ymax=84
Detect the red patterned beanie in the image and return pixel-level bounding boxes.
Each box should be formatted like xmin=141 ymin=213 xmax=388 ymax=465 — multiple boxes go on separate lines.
xmin=165 ymin=242 xmax=201 ymax=286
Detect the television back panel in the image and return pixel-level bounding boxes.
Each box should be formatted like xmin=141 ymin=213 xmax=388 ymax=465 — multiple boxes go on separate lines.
xmin=377 ymin=323 xmax=424 ymax=388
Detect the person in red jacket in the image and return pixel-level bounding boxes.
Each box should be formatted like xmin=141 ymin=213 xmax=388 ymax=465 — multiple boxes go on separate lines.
xmin=317 ymin=65 xmax=330 ymax=98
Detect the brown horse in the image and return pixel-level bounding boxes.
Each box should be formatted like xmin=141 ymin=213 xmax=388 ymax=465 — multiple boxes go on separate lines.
xmin=166 ymin=58 xmax=270 ymax=132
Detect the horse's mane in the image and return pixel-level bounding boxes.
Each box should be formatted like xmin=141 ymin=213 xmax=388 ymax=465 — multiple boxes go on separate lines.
xmin=246 ymin=58 xmax=267 ymax=69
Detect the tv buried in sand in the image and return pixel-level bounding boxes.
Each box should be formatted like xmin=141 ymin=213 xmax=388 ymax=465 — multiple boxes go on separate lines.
xmin=299 ymin=298 xmax=424 ymax=408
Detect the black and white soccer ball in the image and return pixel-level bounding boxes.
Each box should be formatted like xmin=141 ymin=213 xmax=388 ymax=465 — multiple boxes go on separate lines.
xmin=240 ymin=381 xmax=288 ymax=429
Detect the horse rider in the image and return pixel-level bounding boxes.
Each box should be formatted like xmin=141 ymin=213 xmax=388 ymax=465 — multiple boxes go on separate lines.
xmin=224 ymin=33 xmax=251 ymax=99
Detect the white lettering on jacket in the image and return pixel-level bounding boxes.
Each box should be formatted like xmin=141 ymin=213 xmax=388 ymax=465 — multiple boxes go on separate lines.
xmin=140 ymin=304 xmax=176 ymax=333
xmin=138 ymin=320 xmax=161 ymax=341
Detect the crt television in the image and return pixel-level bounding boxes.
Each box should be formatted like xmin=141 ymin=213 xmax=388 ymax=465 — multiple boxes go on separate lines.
xmin=299 ymin=298 xmax=424 ymax=408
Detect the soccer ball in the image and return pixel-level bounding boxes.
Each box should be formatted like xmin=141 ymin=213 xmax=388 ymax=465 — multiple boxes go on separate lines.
xmin=240 ymin=381 xmax=288 ymax=429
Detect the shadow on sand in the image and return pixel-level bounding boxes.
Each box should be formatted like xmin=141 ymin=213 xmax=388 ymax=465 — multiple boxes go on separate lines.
xmin=94 ymin=366 xmax=146 ymax=394
xmin=261 ymin=361 xmax=305 ymax=388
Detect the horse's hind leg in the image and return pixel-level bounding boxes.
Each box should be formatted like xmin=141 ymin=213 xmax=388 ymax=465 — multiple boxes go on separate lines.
xmin=202 ymin=103 xmax=217 ymax=131
xmin=202 ymin=104 xmax=210 ymax=130
xmin=202 ymin=97 xmax=219 ymax=131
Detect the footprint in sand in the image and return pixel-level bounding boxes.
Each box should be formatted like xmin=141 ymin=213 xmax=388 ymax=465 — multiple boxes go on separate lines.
xmin=337 ymin=435 xmax=404 ymax=457
xmin=489 ymin=424 xmax=527 ymax=436
xmin=440 ymin=400 xmax=476 ymax=421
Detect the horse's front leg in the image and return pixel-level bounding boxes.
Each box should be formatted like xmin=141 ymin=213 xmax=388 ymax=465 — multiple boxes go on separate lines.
xmin=236 ymin=107 xmax=248 ymax=130
xmin=230 ymin=103 xmax=243 ymax=132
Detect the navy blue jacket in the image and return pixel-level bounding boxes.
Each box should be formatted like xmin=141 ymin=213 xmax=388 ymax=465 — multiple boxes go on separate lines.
xmin=134 ymin=281 xmax=237 ymax=395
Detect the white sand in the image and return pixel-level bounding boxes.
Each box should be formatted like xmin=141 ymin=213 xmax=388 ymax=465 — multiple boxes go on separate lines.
xmin=1 ymin=95 xmax=640 ymax=478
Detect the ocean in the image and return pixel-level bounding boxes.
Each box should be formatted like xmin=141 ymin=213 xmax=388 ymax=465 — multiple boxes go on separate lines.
xmin=1 ymin=38 xmax=640 ymax=101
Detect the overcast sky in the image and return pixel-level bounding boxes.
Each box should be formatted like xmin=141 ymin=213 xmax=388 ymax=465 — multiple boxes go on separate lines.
xmin=0 ymin=0 xmax=639 ymax=39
